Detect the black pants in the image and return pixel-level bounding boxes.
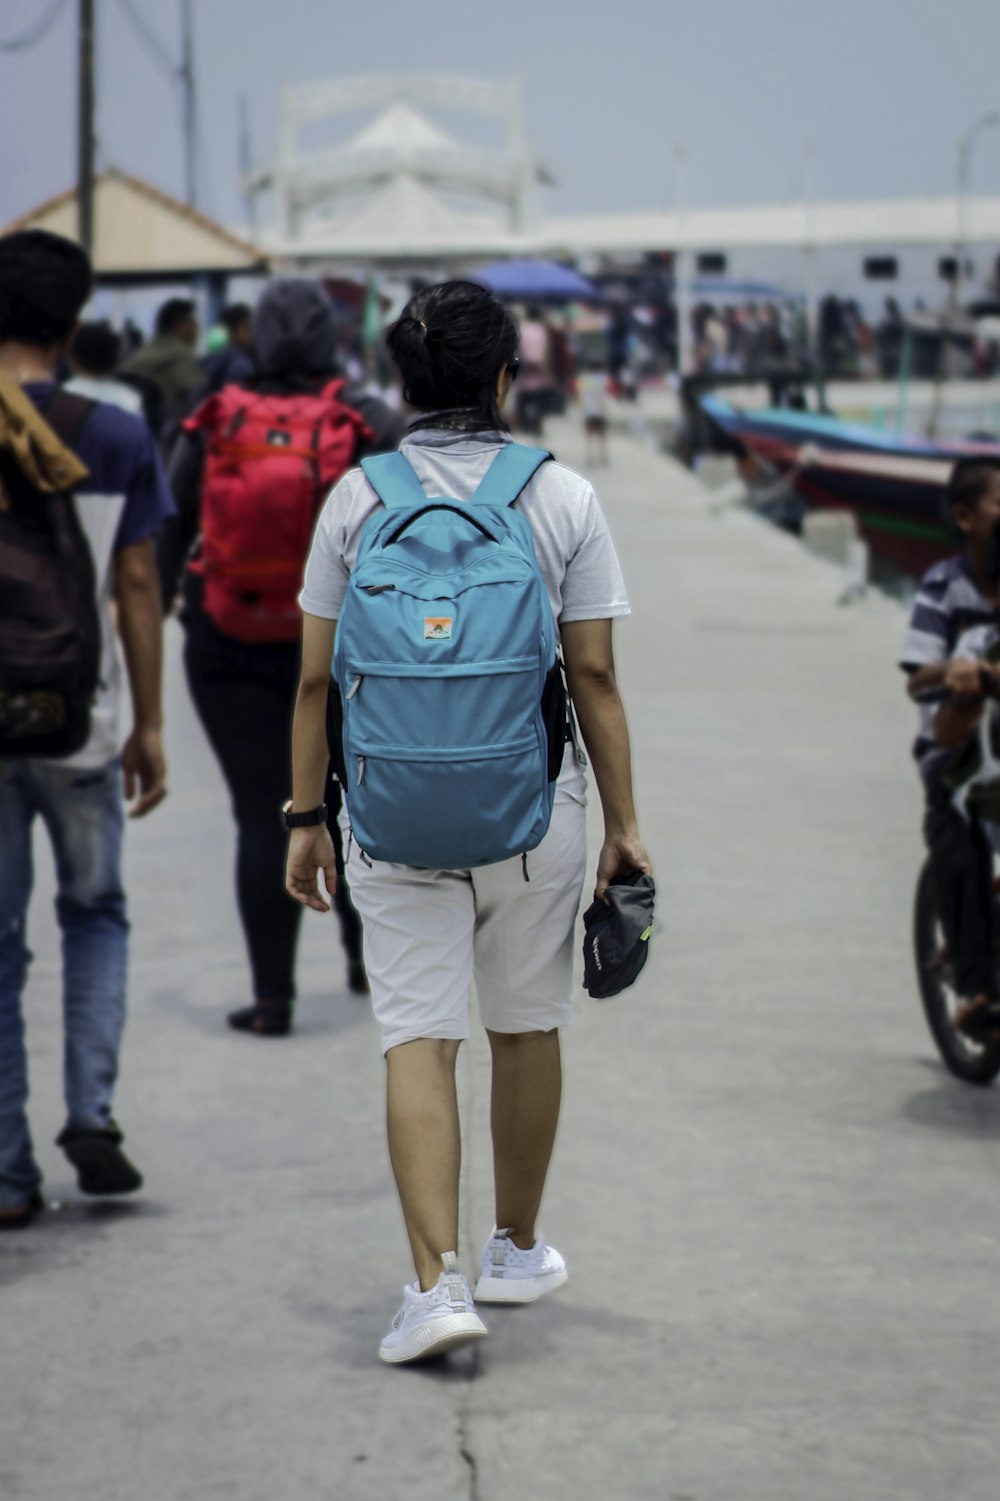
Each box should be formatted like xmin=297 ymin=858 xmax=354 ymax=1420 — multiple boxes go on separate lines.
xmin=183 ymin=601 xmax=362 ymax=1002
xmin=924 ymin=781 xmax=997 ymax=999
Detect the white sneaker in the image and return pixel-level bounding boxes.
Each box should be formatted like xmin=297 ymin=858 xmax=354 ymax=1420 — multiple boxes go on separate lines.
xmin=473 ymin=1227 xmax=568 ymax=1304
xmin=379 ymin=1251 xmax=488 ymax=1365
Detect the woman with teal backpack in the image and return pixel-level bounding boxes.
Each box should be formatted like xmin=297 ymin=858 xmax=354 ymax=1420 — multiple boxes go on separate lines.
xmin=286 ymin=281 xmax=651 ymax=1364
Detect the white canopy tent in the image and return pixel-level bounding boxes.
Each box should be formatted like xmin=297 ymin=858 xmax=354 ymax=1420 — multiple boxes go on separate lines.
xmin=253 ymin=72 xmax=551 ymax=252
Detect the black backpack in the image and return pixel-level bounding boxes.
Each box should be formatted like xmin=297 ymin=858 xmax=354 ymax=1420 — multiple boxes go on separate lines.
xmin=0 ymin=390 xmax=101 ymax=757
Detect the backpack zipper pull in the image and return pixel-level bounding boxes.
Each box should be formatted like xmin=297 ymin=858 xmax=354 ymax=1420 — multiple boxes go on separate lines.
xmin=357 ymin=755 xmax=366 ymax=785
xmin=521 ymin=852 xmax=530 ymax=883
xmin=346 ymin=675 xmax=362 ymax=700
xmin=365 ymin=583 xmax=396 ymax=595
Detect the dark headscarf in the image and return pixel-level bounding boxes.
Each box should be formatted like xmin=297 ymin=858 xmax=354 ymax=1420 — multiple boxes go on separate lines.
xmin=252 ymin=278 xmax=337 ymax=377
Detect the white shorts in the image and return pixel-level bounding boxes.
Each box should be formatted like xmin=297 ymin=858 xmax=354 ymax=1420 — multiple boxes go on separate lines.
xmin=344 ymin=798 xmax=588 ymax=1053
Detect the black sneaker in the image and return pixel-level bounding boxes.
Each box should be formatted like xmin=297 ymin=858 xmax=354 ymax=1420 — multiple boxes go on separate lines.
xmin=227 ymin=1000 xmax=293 ymax=1037
xmin=57 ymin=1122 xmax=143 ymax=1196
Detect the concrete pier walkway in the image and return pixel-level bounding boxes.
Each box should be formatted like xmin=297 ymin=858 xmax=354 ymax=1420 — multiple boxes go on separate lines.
xmin=5 ymin=412 xmax=1000 ymax=1501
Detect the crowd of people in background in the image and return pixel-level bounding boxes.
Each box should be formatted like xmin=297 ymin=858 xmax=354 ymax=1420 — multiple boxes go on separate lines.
xmin=684 ymin=294 xmax=1000 ymax=381
xmin=50 ymin=282 xmax=1000 ymax=480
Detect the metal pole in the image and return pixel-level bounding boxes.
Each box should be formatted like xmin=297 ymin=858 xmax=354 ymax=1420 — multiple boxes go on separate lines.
xmin=180 ymin=0 xmax=197 ymax=207
xmin=894 ymin=322 xmax=913 ymax=436
xmin=238 ymin=94 xmax=257 ymax=233
xmin=674 ymin=141 xmax=693 ymax=377
xmin=509 ymin=77 xmax=528 ymax=235
xmin=955 ymin=112 xmax=998 ymax=312
xmin=955 ymin=135 xmax=969 ymax=316
xmin=930 ymin=110 xmax=999 ymax=435
xmin=77 ymin=0 xmax=95 ymax=256
xmin=803 ymin=141 xmax=817 ymax=362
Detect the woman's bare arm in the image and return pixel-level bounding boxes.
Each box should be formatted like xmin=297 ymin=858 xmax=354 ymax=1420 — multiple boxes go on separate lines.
xmin=286 ymin=612 xmax=339 ymax=912
xmin=561 ymin=618 xmax=652 ymax=897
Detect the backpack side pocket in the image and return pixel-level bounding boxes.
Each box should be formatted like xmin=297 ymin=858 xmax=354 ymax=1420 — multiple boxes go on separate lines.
xmin=540 ymin=659 xmax=569 ymax=783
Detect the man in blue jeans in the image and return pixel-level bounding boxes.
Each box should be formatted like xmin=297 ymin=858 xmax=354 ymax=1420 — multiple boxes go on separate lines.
xmin=0 ymin=230 xmax=173 ymax=1228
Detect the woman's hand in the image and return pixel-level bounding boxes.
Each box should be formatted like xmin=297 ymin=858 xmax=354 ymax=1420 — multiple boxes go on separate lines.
xmin=285 ymin=825 xmax=338 ymax=912
xmin=595 ymin=831 xmax=653 ymax=900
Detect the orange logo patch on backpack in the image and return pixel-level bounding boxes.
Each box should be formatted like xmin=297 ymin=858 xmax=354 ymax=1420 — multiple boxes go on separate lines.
xmin=423 ymin=617 xmax=453 ymax=640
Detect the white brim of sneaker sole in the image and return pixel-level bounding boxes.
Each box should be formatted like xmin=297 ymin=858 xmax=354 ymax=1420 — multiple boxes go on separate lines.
xmin=473 ymin=1268 xmax=568 ymax=1304
xmin=379 ymin=1312 xmax=488 ymax=1365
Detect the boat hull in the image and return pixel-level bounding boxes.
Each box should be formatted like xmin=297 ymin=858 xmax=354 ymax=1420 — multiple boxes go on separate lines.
xmin=793 ymin=468 xmax=952 ymax=578
xmin=700 ymin=395 xmax=1000 ymax=579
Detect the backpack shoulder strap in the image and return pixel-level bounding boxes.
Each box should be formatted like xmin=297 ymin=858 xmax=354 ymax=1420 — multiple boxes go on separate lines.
xmin=318 ymin=377 xmax=346 ymax=404
xmin=40 ymin=388 xmax=98 ymax=452
xmin=360 ymin=450 xmax=427 ymax=510
xmin=0 ymin=380 xmax=91 ymax=496
xmin=469 ymin=442 xmax=552 ymax=509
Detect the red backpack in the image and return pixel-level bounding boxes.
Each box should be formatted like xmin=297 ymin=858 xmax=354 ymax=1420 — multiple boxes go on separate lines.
xmin=184 ymin=380 xmax=373 ymax=642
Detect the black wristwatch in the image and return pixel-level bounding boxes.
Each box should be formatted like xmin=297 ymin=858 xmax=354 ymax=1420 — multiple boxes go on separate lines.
xmin=282 ymin=800 xmax=328 ymax=830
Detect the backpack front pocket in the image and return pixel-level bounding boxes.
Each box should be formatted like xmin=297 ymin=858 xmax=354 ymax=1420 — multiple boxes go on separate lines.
xmin=342 ymin=661 xmax=541 ymax=756
xmin=346 ymin=743 xmax=551 ymax=869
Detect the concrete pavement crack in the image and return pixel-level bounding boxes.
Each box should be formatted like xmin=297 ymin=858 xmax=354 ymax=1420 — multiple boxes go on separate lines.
xmin=458 ymin=1338 xmax=482 ymax=1501
xmin=460 ymin=1447 xmax=480 ymax=1501
xmin=458 ymin=1042 xmax=483 ymax=1501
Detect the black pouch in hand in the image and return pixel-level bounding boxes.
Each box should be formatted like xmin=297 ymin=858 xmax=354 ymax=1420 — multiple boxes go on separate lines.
xmin=582 ymin=870 xmax=655 ymax=1000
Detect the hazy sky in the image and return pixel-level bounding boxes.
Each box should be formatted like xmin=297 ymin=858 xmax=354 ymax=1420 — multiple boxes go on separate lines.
xmin=2 ymin=0 xmax=1000 ymax=233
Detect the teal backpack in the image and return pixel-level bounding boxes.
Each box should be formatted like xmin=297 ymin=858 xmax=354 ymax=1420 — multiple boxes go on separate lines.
xmin=329 ymin=442 xmax=567 ymax=870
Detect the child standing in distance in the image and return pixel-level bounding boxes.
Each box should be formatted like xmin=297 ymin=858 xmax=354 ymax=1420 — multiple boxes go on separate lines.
xmin=578 ymin=354 xmax=610 ymax=468
xmin=287 ymin=281 xmax=651 ymax=1364
xmin=901 ymin=458 xmax=1000 ymax=1037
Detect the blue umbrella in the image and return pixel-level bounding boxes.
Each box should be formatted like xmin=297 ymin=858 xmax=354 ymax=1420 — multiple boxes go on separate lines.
xmin=474 ymin=258 xmax=598 ymax=302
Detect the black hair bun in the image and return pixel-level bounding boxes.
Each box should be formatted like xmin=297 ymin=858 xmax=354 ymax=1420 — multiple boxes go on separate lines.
xmin=386 ymin=280 xmax=519 ymax=429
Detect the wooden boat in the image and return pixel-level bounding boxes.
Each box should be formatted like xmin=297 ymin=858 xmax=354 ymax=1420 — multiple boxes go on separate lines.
xmin=700 ymin=394 xmax=1000 ymax=578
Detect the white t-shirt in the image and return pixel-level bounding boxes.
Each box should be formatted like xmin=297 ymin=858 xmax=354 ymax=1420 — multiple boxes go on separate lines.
xmin=299 ymin=427 xmax=631 ymax=799
xmin=65 ymin=374 xmax=145 ymax=418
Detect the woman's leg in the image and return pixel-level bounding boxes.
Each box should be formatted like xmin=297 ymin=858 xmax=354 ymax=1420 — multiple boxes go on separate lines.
xmin=386 ymin=1037 xmax=463 ymax=1290
xmin=486 ymin=1028 xmax=561 ymax=1249
xmin=344 ymin=851 xmax=477 ymax=1287
xmin=472 ymin=798 xmax=587 ymax=1246
xmin=183 ymin=623 xmax=301 ymax=1003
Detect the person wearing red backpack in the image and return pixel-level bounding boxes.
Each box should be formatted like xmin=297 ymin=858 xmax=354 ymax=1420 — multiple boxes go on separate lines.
xmin=159 ymin=278 xmax=405 ymax=1036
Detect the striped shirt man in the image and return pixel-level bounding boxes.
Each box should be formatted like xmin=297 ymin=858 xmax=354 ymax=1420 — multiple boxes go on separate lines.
xmin=899 ymin=556 xmax=995 ymax=772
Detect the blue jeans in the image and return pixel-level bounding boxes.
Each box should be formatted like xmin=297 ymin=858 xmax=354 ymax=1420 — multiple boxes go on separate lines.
xmin=0 ymin=757 xmax=129 ymax=1208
